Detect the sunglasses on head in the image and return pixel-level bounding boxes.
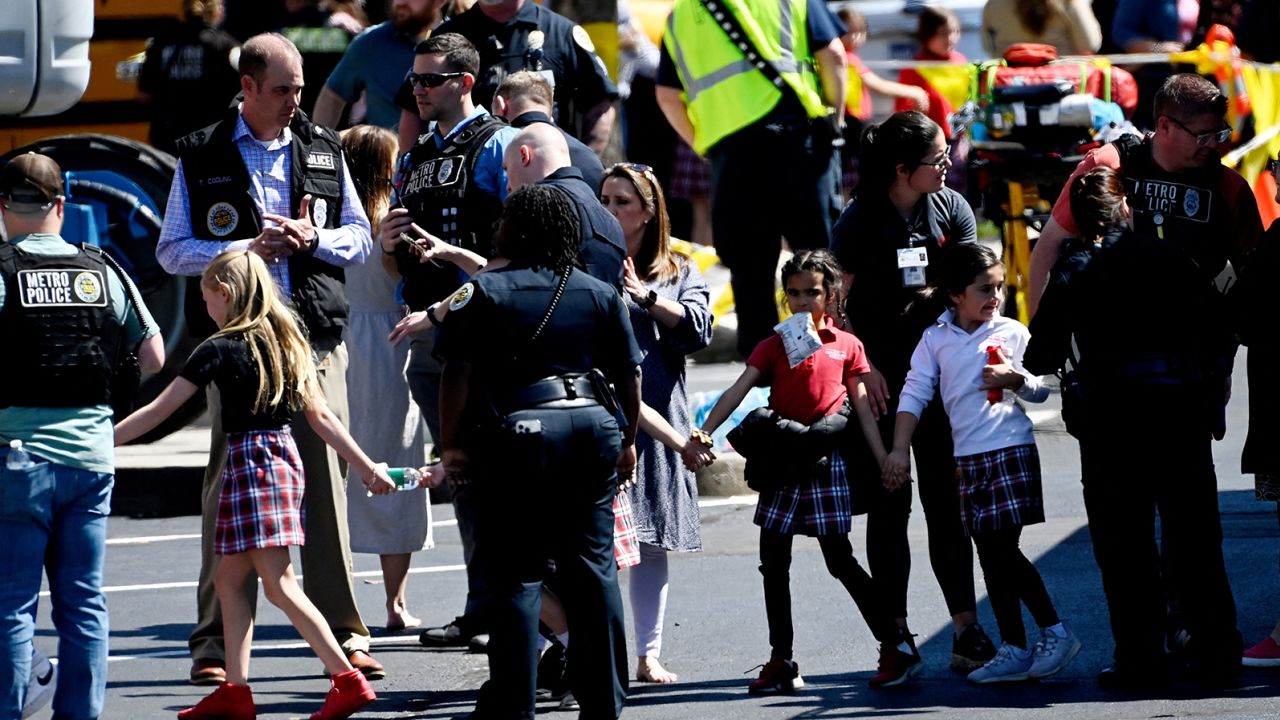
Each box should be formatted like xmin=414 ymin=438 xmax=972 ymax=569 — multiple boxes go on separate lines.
xmin=611 ymin=162 xmax=654 ymax=175
xmin=409 ymin=71 xmax=465 ymax=88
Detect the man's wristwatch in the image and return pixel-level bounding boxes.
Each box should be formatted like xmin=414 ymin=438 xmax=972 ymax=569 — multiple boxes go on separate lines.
xmin=638 ymin=289 xmax=658 ymax=309
xmin=306 ymin=231 xmax=320 ymax=252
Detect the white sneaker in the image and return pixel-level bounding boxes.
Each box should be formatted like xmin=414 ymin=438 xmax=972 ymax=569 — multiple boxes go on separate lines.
xmin=22 ymin=651 xmax=56 ymax=718
xmin=967 ymin=643 xmax=1033 ymax=684
xmin=1029 ymin=625 xmax=1082 ymax=679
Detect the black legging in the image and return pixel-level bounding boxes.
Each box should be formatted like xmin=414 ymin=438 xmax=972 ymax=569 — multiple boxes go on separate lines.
xmin=759 ymin=528 xmax=898 ymax=660
xmin=865 ymin=403 xmax=977 ymax=620
xmin=972 ymin=527 xmax=1059 ymax=650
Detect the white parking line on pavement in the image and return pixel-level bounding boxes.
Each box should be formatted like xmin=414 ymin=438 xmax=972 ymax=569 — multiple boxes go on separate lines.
xmin=39 ymin=564 xmax=469 ymax=598
xmin=107 ymin=633 xmax=428 ymax=662
xmin=106 ymin=533 xmax=202 ymax=546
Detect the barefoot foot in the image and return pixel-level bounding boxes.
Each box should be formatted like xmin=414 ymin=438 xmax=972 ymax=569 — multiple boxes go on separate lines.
xmin=636 ymin=656 xmax=678 ymax=683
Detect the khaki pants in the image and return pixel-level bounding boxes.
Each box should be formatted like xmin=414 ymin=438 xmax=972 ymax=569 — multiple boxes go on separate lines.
xmin=188 ymin=343 xmax=370 ymax=662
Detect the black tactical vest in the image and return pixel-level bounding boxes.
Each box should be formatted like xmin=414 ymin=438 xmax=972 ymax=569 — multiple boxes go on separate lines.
xmin=396 ymin=113 xmax=506 ymax=310
xmin=0 ymin=243 xmax=124 ymax=408
xmin=176 ymin=106 xmax=350 ymax=343
xmin=1111 ymin=133 xmax=1230 ymax=281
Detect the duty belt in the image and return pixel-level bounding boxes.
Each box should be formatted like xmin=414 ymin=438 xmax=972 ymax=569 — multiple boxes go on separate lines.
xmin=507 ymin=375 xmax=599 ymax=409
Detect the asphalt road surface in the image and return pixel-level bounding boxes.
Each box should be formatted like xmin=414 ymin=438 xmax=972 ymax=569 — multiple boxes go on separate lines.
xmin=23 ymin=354 xmax=1280 ymax=719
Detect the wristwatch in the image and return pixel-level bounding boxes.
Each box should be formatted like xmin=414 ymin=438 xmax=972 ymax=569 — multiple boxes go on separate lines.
xmin=638 ymin=289 xmax=658 ymax=309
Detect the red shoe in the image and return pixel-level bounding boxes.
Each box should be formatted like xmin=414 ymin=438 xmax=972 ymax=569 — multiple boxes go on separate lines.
xmin=1243 ymin=636 xmax=1280 ymax=667
xmin=746 ymin=658 xmax=804 ymax=694
xmin=178 ymin=682 xmax=255 ymax=720
xmin=310 ymin=669 xmax=376 ymax=720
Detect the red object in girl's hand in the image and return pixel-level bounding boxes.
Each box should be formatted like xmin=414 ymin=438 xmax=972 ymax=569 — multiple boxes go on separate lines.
xmin=986 ymin=346 xmax=1003 ymax=404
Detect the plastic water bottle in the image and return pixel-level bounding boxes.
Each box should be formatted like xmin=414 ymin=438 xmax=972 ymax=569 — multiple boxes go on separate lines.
xmin=986 ymin=347 xmax=1004 ymax=404
xmin=6 ymin=439 xmax=33 ymax=470
xmin=388 ymin=467 xmax=423 ymax=492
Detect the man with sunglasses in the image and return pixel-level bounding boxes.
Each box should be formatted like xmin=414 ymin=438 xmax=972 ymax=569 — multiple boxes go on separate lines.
xmin=1028 ymin=73 xmax=1262 ymax=318
xmin=1023 ymin=72 xmax=1259 ymax=691
xmin=376 ymin=32 xmax=519 ymax=653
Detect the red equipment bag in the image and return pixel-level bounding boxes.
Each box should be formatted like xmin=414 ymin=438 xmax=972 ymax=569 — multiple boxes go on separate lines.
xmin=977 ymin=43 xmax=1138 ymax=117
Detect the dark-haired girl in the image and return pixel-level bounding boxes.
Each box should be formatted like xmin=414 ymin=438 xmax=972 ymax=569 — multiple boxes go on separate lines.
xmin=693 ymin=249 xmax=921 ymax=692
xmin=830 ymin=111 xmax=993 ymax=672
xmin=884 ymin=243 xmax=1080 ymax=684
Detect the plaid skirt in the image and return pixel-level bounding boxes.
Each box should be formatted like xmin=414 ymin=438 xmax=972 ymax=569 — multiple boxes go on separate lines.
xmin=754 ymin=449 xmax=852 ymax=537
xmin=614 ymin=492 xmax=640 ymax=569
xmin=955 ymin=444 xmax=1045 ymax=537
xmin=215 ymin=428 xmax=306 ymax=555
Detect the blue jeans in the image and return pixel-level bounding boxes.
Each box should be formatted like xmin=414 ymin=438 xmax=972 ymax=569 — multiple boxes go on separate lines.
xmin=0 ymin=453 xmax=112 ymax=720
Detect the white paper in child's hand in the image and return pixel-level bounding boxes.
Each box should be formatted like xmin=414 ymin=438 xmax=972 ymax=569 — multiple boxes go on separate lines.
xmin=775 ymin=312 xmax=822 ymax=368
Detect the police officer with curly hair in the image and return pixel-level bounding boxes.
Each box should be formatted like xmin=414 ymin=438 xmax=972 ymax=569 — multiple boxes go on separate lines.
xmin=435 ymin=184 xmax=641 ymax=720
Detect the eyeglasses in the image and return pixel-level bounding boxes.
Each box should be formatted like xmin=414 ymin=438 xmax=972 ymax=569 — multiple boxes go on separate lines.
xmin=610 ymin=162 xmax=654 ymax=176
xmin=915 ymin=153 xmax=951 ymax=172
xmin=408 ymin=71 xmax=465 ymax=89
xmin=1167 ymin=116 xmax=1232 ymax=147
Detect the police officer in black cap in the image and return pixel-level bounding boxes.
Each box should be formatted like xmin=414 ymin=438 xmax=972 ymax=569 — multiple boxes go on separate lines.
xmin=435 ymin=184 xmax=640 ymax=720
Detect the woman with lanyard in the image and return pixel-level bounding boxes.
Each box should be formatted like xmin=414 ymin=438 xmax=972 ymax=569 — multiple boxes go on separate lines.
xmin=829 ymin=110 xmax=992 ymax=673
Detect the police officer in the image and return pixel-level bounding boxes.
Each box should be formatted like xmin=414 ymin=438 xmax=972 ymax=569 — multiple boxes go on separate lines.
xmin=397 ymin=0 xmax=618 ymax=152
xmin=377 ymin=31 xmax=519 ymax=651
xmin=435 ymin=184 xmax=640 ymax=720
xmin=504 ymin=123 xmax=625 ymax=285
xmin=1027 ymin=73 xmax=1263 ymax=317
xmin=1026 ymin=164 xmax=1245 ymax=690
xmin=655 ymin=0 xmax=848 ymax=358
xmin=0 ymin=153 xmax=164 ymax=718
xmin=494 ymin=70 xmax=605 ymax=191
xmin=155 ymin=32 xmax=383 ymax=683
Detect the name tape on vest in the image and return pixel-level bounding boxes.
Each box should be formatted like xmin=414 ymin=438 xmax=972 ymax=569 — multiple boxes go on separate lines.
xmin=17 ymin=269 xmax=108 ymax=308
xmin=1127 ymin=179 xmax=1212 ymax=224
xmin=403 ymin=154 xmax=465 ymax=195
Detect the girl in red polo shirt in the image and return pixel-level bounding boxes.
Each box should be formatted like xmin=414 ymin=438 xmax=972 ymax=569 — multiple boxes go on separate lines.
xmin=693 ymin=250 xmax=922 ymax=694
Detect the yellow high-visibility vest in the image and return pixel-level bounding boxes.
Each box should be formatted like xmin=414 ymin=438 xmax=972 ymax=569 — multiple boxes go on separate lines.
xmin=663 ymin=0 xmax=827 ymax=155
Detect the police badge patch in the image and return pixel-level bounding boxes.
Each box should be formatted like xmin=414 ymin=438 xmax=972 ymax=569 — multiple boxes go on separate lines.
xmin=437 ymin=158 xmax=455 ymax=185
xmin=312 ymin=198 xmax=329 ymax=227
xmin=207 ymin=202 xmax=239 ymax=236
xmin=73 ymin=272 xmax=104 ymax=304
xmin=1183 ymin=188 xmax=1201 ymax=219
xmin=449 ymin=282 xmax=474 ymax=310
xmin=572 ymin=25 xmax=595 ymax=53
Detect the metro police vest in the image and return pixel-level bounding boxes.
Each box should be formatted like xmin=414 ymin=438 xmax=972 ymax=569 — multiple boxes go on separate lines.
xmin=663 ymin=0 xmax=827 ymax=155
xmin=396 ymin=114 xmax=506 ymax=310
xmin=0 ymin=243 xmax=124 ymax=408
xmin=1112 ymin=134 xmax=1230 ymax=281
xmin=176 ymin=106 xmax=350 ymax=342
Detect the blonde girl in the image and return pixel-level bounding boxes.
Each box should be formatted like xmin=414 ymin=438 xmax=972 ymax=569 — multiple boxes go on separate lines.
xmin=115 ymin=251 xmax=394 ymax=720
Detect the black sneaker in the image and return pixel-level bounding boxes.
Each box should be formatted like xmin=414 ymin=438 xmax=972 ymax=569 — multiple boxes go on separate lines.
xmin=420 ymin=616 xmax=482 ymax=647
xmin=536 ymin=642 xmax=571 ymax=702
xmin=951 ymin=623 xmax=997 ymax=671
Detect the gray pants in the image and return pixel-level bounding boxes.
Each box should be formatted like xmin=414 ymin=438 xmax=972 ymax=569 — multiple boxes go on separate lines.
xmin=188 ymin=343 xmax=371 ymax=662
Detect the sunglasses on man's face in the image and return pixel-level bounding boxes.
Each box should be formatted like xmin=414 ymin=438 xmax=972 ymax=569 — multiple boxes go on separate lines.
xmin=409 ymin=71 xmax=465 ymax=89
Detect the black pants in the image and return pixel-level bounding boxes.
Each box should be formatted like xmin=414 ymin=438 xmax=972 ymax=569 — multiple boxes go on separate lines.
xmin=1079 ymin=385 xmax=1241 ymax=671
xmin=864 ymin=401 xmax=977 ymax=621
xmin=759 ymin=528 xmax=898 ymax=659
xmin=709 ymin=121 xmax=842 ymax=358
xmin=972 ymin=527 xmax=1059 ymax=649
xmin=474 ymin=404 xmax=628 ymax=720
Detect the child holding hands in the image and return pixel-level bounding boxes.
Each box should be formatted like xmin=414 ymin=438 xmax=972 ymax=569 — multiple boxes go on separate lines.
xmin=115 ymin=251 xmax=428 ymax=719
xmin=883 ymin=243 xmax=1080 ymax=684
xmin=693 ymin=250 xmax=921 ymax=693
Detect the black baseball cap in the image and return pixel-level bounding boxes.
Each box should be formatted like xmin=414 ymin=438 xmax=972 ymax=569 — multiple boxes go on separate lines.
xmin=0 ymin=153 xmax=64 ymax=213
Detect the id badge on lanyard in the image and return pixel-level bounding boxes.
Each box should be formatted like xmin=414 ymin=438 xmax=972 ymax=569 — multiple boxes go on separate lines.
xmin=898 ymin=247 xmax=928 ymax=288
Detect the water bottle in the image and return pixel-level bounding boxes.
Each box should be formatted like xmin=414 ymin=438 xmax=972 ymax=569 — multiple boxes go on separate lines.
xmin=388 ymin=467 xmax=423 ymax=492
xmin=6 ymin=439 xmax=33 ymax=470
xmin=986 ymin=347 xmax=1004 ymax=404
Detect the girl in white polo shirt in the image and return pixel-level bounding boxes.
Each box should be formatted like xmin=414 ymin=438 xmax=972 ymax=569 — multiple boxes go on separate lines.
xmin=882 ymin=243 xmax=1081 ymax=684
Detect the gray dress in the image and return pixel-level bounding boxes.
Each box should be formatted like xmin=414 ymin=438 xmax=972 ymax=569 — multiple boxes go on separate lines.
xmin=625 ymin=258 xmax=713 ymax=551
xmin=342 ymin=255 xmax=434 ymax=555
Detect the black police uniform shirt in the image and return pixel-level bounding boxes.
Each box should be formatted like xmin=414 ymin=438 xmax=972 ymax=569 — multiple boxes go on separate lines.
xmin=511 ymin=110 xmax=605 ymax=191
xmin=831 ymin=186 xmax=977 ymax=385
xmin=537 ymin=167 xmax=626 ymax=286
xmin=137 ymin=19 xmax=241 ymax=154
xmin=433 ymin=265 xmax=643 ymax=398
xmin=654 ymin=0 xmax=845 ymax=129
xmin=396 ymin=2 xmax=617 ymax=140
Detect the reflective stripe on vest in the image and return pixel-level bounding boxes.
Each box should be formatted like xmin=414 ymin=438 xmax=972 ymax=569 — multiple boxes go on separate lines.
xmin=664 ymin=0 xmax=827 ymax=154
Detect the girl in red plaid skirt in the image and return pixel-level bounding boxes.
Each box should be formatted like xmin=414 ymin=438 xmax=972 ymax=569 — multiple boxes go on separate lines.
xmin=691 ymin=250 xmax=921 ymax=693
xmin=884 ymin=243 xmax=1080 ymax=685
xmin=116 ymin=251 xmax=407 ymax=720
